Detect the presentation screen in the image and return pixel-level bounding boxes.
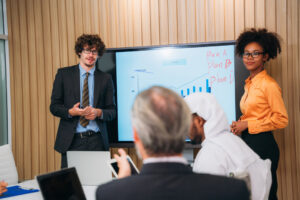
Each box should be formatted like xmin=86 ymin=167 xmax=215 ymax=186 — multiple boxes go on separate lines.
xmin=117 ymin=43 xmax=235 ymax=142
xmin=97 ymin=41 xmax=248 ymax=144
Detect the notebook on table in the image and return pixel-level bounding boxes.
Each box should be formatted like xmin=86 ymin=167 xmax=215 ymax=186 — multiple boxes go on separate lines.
xmin=0 ymin=185 xmax=39 ymax=199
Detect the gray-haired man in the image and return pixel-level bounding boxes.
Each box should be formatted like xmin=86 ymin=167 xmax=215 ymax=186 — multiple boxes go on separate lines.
xmin=96 ymin=86 xmax=250 ymax=200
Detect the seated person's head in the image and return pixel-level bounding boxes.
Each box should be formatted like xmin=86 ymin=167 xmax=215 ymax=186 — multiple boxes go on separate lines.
xmin=185 ymin=92 xmax=230 ymax=144
xmin=131 ymin=86 xmax=191 ymax=158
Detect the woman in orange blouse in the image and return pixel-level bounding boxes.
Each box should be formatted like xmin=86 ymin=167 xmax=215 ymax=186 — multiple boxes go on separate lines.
xmin=231 ymin=28 xmax=288 ymax=200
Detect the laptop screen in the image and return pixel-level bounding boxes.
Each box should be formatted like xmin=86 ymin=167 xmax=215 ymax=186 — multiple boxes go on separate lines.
xmin=67 ymin=151 xmax=112 ymax=186
xmin=36 ymin=167 xmax=86 ymax=200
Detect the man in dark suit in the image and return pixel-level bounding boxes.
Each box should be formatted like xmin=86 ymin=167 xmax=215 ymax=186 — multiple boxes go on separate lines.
xmin=50 ymin=34 xmax=116 ymax=168
xmin=96 ymin=86 xmax=249 ymax=200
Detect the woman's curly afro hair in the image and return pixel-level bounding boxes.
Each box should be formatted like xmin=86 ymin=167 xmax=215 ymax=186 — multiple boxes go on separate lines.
xmin=236 ymin=28 xmax=281 ymax=61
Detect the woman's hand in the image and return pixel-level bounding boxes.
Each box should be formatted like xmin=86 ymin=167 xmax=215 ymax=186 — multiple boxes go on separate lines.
xmin=0 ymin=181 xmax=8 ymax=196
xmin=230 ymin=120 xmax=248 ymax=136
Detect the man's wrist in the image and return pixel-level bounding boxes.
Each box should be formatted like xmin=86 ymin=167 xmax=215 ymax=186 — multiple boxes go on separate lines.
xmin=68 ymin=108 xmax=73 ymax=116
xmin=96 ymin=109 xmax=101 ymax=117
xmin=97 ymin=109 xmax=103 ymax=119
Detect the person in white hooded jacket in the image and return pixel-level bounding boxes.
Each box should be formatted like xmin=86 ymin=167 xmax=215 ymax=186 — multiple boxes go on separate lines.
xmin=185 ymin=92 xmax=272 ymax=200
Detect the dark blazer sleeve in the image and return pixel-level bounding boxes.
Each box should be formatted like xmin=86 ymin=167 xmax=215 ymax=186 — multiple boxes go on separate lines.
xmin=50 ymin=68 xmax=70 ymax=120
xmin=99 ymin=74 xmax=116 ymax=121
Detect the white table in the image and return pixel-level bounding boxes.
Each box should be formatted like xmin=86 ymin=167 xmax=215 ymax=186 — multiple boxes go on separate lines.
xmin=4 ymin=179 xmax=97 ymax=200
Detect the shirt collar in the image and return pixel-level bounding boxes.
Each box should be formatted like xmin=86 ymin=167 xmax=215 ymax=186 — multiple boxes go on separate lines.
xmin=143 ymin=156 xmax=188 ymax=165
xmin=79 ymin=64 xmax=96 ymax=77
xmin=245 ymin=69 xmax=267 ymax=84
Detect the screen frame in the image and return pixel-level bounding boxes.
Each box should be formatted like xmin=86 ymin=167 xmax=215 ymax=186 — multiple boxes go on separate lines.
xmin=96 ymin=41 xmax=249 ymax=148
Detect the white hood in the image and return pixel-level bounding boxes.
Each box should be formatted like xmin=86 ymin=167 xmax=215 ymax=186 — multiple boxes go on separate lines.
xmin=184 ymin=92 xmax=259 ymax=170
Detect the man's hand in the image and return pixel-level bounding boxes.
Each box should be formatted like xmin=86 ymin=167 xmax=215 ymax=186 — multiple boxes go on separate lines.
xmin=84 ymin=107 xmax=102 ymax=120
xmin=68 ymin=102 xmax=84 ymax=116
xmin=68 ymin=104 xmax=102 ymax=120
xmin=0 ymin=181 xmax=8 ymax=196
xmin=230 ymin=120 xmax=248 ymax=136
xmin=114 ymin=149 xmax=131 ymax=179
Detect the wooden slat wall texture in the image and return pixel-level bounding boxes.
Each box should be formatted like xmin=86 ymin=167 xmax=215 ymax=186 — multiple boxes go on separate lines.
xmin=6 ymin=0 xmax=299 ymax=199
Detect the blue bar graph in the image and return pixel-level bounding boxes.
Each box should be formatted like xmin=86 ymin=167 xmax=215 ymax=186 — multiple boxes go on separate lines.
xmin=179 ymin=79 xmax=211 ymax=97
xmin=206 ymin=79 xmax=211 ymax=93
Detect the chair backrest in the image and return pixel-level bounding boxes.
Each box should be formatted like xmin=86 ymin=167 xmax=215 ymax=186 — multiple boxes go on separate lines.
xmin=0 ymin=144 xmax=18 ymax=185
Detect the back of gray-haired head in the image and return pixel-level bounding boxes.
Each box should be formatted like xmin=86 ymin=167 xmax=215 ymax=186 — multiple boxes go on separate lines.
xmin=131 ymin=86 xmax=191 ymax=156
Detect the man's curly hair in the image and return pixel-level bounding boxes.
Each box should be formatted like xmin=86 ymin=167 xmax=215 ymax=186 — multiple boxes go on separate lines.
xmin=236 ymin=28 xmax=281 ymax=61
xmin=75 ymin=34 xmax=105 ymax=57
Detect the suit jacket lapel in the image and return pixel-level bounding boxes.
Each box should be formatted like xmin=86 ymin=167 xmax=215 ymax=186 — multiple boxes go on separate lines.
xmin=94 ymin=69 xmax=102 ymax=106
xmin=73 ymin=65 xmax=80 ymax=103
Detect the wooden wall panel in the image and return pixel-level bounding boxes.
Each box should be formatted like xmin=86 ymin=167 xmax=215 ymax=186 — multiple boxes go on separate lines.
xmin=98 ymin=0 xmax=109 ymax=45
xmin=132 ymin=0 xmax=142 ymax=46
xmin=10 ymin=0 xmax=24 ymax=180
xmin=6 ymin=1 xmax=300 ymax=199
xmin=117 ymin=0 xmax=127 ymax=47
xmin=245 ymin=0 xmax=255 ymax=28
xmin=108 ymin=0 xmax=118 ymax=47
xmin=234 ymin=0 xmax=245 ymax=37
xmin=34 ymin=0 xmax=48 ymax=175
xmin=66 ymin=0 xmax=77 ymax=64
xmin=215 ymin=0 xmax=225 ymax=41
xmin=18 ymin=0 xmax=31 ymax=180
xmin=224 ymin=0 xmax=234 ymax=40
xmin=159 ymin=0 xmax=168 ymax=44
xmin=186 ymin=0 xmax=196 ymax=43
xmin=141 ymin=0 xmax=151 ymax=46
xmin=168 ymin=0 xmax=177 ymax=44
xmin=177 ymin=0 xmax=187 ymax=43
xmin=82 ymin=0 xmax=91 ymax=33
xmin=41 ymin=0 xmax=56 ymax=173
xmin=195 ymin=0 xmax=206 ymax=42
xmin=126 ymin=0 xmax=134 ymax=46
xmin=91 ymin=0 xmax=100 ymax=36
xmin=74 ymin=0 xmax=84 ymax=40
xmin=26 ymin=0 xmax=38 ymax=178
xmin=255 ymin=0 xmax=265 ymax=28
xmin=205 ymin=0 xmax=215 ymax=41
xmin=150 ymin=0 xmax=159 ymax=45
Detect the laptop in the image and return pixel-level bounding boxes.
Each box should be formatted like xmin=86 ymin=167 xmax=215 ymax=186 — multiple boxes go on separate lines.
xmin=67 ymin=151 xmax=112 ymax=186
xmin=36 ymin=167 xmax=86 ymax=200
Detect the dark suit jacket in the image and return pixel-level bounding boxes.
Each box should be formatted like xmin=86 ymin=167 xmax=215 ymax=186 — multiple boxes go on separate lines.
xmin=96 ymin=162 xmax=250 ymax=200
xmin=50 ymin=65 xmax=116 ymax=153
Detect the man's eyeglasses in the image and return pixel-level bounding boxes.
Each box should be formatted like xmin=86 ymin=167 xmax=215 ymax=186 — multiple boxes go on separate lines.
xmin=82 ymin=49 xmax=98 ymax=55
xmin=242 ymin=52 xmax=264 ymax=58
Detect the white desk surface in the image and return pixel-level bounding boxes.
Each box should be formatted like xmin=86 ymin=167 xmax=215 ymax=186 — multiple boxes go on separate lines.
xmin=4 ymin=179 xmax=97 ymax=200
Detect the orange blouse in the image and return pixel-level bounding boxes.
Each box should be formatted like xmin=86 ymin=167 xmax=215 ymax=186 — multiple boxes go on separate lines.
xmin=240 ymin=70 xmax=288 ymax=134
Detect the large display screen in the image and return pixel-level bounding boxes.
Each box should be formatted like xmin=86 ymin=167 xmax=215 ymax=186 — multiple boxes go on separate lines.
xmin=117 ymin=44 xmax=235 ymax=141
xmin=97 ymin=42 xmax=249 ymax=144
